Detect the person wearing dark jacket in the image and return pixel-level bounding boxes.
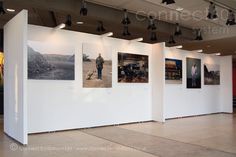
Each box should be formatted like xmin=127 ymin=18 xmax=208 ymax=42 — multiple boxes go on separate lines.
xmin=96 ymin=53 xmax=104 ymax=80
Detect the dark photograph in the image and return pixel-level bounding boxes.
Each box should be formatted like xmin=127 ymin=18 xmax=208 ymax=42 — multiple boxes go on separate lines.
xmin=28 ymin=41 xmax=75 ymax=80
xmin=83 ymin=43 xmax=112 ymax=88
xmin=204 ymin=64 xmax=220 ymax=85
xmin=186 ymin=58 xmax=201 ymax=88
xmin=118 ymin=52 xmax=149 ymax=83
xmin=165 ymin=58 xmax=182 ymax=84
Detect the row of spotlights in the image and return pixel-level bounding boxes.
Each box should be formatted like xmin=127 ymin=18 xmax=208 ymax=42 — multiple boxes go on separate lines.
xmin=207 ymin=1 xmax=236 ymax=26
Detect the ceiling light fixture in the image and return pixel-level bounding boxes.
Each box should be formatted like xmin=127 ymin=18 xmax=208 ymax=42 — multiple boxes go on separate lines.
xmin=65 ymin=15 xmax=72 ymax=27
xmin=162 ymin=0 xmax=175 ymax=5
xmin=168 ymin=35 xmax=176 ymax=44
xmin=131 ymin=37 xmax=143 ymax=42
xmin=121 ymin=9 xmax=131 ymax=25
xmin=80 ymin=0 xmax=88 ymax=16
xmin=55 ymin=23 xmax=66 ymax=29
xmin=6 ymin=8 xmax=15 ymax=12
xmin=207 ymin=2 xmax=218 ymax=20
xmin=176 ymin=7 xmax=184 ymax=11
xmin=195 ymin=29 xmax=203 ymax=41
xmin=96 ymin=21 xmax=106 ymax=32
xmin=196 ymin=49 xmax=203 ymax=53
xmin=174 ymin=23 xmax=182 ymax=36
xmin=147 ymin=16 xmax=157 ymax=30
xmin=76 ymin=21 xmax=84 ymax=25
xmin=123 ymin=25 xmax=131 ymax=36
xmin=215 ymin=53 xmax=221 ymax=56
xmin=150 ymin=31 xmax=157 ymax=41
xmin=0 ymin=2 xmax=6 ymax=15
xmin=102 ymin=32 xmax=113 ymax=37
xmin=226 ymin=10 xmax=236 ymax=26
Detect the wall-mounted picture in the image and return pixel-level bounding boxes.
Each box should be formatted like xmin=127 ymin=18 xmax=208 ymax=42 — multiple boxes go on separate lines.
xmin=204 ymin=64 xmax=220 ymax=85
xmin=165 ymin=58 xmax=182 ymax=84
xmin=186 ymin=58 xmax=201 ymax=88
xmin=28 ymin=41 xmax=75 ymax=80
xmin=83 ymin=43 xmax=112 ymax=88
xmin=118 ymin=52 xmax=148 ymax=83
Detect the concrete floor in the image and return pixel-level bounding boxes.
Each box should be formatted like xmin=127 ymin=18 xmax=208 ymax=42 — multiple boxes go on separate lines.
xmin=0 ymin=114 xmax=236 ymax=157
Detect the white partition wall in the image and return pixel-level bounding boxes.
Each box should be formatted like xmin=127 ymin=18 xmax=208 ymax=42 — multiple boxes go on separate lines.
xmin=163 ymin=48 xmax=233 ymax=119
xmin=151 ymin=43 xmax=165 ymax=122
xmin=4 ymin=10 xmax=28 ymax=145
xmin=27 ymin=25 xmax=153 ymax=133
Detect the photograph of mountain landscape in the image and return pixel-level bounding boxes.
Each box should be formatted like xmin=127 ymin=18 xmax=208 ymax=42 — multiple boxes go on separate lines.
xmin=204 ymin=64 xmax=220 ymax=85
xmin=28 ymin=41 xmax=75 ymax=80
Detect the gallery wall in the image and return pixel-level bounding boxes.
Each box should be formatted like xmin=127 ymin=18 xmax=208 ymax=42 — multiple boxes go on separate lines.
xmin=27 ymin=25 xmax=154 ymax=133
xmin=163 ymin=48 xmax=232 ymax=119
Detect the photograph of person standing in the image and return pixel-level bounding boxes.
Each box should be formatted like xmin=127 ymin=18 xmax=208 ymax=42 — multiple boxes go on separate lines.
xmin=96 ymin=53 xmax=104 ymax=80
xmin=187 ymin=58 xmax=201 ymax=89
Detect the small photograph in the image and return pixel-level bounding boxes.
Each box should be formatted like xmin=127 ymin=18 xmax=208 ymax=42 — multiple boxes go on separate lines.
xmin=83 ymin=43 xmax=112 ymax=88
xmin=118 ymin=52 xmax=149 ymax=83
xmin=165 ymin=58 xmax=182 ymax=84
xmin=204 ymin=64 xmax=220 ymax=85
xmin=186 ymin=58 xmax=201 ymax=89
xmin=28 ymin=41 xmax=75 ymax=80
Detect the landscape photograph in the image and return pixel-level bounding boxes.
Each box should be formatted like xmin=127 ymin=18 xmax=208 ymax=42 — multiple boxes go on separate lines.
xmin=28 ymin=41 xmax=75 ymax=80
xmin=83 ymin=43 xmax=112 ymax=88
xmin=204 ymin=64 xmax=220 ymax=85
xmin=165 ymin=58 xmax=182 ymax=84
xmin=118 ymin=52 xmax=149 ymax=83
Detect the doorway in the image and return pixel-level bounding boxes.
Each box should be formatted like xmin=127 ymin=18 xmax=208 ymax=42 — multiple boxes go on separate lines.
xmin=233 ymin=59 xmax=236 ymax=113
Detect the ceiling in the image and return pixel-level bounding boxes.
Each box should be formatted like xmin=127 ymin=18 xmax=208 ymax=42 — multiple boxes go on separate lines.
xmin=0 ymin=0 xmax=236 ymax=56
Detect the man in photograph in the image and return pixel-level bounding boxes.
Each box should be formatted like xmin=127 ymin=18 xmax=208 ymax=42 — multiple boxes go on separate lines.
xmin=191 ymin=63 xmax=198 ymax=87
xmin=96 ymin=53 xmax=104 ymax=80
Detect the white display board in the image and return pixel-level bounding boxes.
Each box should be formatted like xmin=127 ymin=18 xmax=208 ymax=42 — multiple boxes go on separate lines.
xmin=4 ymin=10 xmax=28 ymax=145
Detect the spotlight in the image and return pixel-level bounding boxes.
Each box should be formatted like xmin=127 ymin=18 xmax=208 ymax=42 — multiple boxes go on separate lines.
xmin=65 ymin=15 xmax=72 ymax=27
xmin=147 ymin=16 xmax=157 ymax=30
xmin=162 ymin=0 xmax=175 ymax=5
xmin=122 ymin=25 xmax=131 ymax=36
xmin=80 ymin=0 xmax=88 ymax=16
xmin=174 ymin=23 xmax=182 ymax=36
xmin=121 ymin=9 xmax=131 ymax=25
xmin=150 ymin=31 xmax=157 ymax=41
xmin=168 ymin=35 xmax=176 ymax=44
xmin=195 ymin=29 xmax=203 ymax=40
xmin=226 ymin=10 xmax=236 ymax=26
xmin=207 ymin=2 xmax=218 ymax=20
xmin=0 ymin=2 xmax=6 ymax=15
xmin=96 ymin=21 xmax=106 ymax=32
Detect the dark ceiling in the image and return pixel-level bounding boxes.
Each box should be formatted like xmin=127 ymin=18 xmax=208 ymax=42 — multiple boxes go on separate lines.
xmin=0 ymin=0 xmax=236 ymax=56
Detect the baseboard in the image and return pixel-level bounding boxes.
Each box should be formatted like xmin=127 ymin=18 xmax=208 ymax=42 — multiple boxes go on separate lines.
xmin=165 ymin=112 xmax=232 ymax=120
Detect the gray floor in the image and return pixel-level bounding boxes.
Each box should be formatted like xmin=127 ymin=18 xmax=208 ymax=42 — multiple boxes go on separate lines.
xmin=0 ymin=114 xmax=236 ymax=157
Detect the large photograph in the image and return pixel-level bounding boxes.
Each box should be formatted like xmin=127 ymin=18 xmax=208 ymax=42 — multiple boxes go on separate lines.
xmin=118 ymin=52 xmax=149 ymax=83
xmin=28 ymin=41 xmax=75 ymax=80
xmin=186 ymin=58 xmax=201 ymax=88
xmin=165 ymin=58 xmax=182 ymax=84
xmin=204 ymin=64 xmax=220 ymax=85
xmin=83 ymin=43 xmax=112 ymax=88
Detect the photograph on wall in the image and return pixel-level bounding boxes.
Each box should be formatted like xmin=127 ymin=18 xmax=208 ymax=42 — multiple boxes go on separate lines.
xmin=165 ymin=58 xmax=182 ymax=84
xmin=28 ymin=41 xmax=75 ymax=80
xmin=186 ymin=57 xmax=201 ymax=88
xmin=83 ymin=43 xmax=112 ymax=88
xmin=204 ymin=64 xmax=220 ymax=85
xmin=118 ymin=52 xmax=148 ymax=83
